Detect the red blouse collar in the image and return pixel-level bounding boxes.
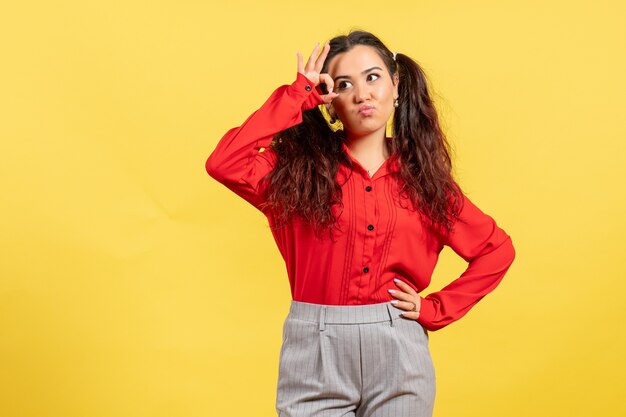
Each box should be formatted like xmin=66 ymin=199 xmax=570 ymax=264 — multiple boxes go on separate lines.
xmin=338 ymin=139 xmax=401 ymax=182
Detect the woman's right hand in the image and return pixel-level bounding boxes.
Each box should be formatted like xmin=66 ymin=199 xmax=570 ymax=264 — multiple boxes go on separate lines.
xmin=297 ymin=42 xmax=339 ymax=104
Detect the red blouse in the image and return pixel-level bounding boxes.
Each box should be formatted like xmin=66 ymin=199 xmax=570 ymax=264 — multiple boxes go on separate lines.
xmin=206 ymin=72 xmax=516 ymax=331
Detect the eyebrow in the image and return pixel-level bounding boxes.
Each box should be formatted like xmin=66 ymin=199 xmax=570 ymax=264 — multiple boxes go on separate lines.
xmin=333 ymin=66 xmax=383 ymax=81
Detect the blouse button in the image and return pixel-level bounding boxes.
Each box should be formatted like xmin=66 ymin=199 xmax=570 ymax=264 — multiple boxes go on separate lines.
xmin=363 ymin=267 xmax=369 ymax=273
xmin=365 ymin=186 xmax=372 ymax=192
xmin=305 ymin=85 xmax=312 ymax=91
xmin=367 ymin=224 xmax=374 ymax=231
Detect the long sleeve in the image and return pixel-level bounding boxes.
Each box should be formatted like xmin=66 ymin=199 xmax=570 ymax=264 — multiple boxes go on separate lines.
xmin=417 ymin=193 xmax=516 ymax=331
xmin=205 ymin=72 xmax=325 ymax=210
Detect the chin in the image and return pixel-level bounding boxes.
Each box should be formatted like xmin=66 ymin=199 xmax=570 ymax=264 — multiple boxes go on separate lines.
xmin=346 ymin=119 xmax=385 ymax=131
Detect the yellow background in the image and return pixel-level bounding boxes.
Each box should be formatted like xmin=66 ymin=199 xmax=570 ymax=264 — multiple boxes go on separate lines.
xmin=1 ymin=1 xmax=625 ymax=416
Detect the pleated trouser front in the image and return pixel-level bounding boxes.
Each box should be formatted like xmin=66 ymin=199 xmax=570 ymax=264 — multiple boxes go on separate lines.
xmin=275 ymin=300 xmax=436 ymax=417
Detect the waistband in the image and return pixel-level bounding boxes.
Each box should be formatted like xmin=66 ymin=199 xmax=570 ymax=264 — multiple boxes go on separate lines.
xmin=288 ymin=300 xmax=407 ymax=331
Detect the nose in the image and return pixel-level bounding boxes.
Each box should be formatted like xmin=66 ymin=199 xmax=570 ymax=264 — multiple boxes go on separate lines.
xmin=353 ymin=81 xmax=371 ymax=102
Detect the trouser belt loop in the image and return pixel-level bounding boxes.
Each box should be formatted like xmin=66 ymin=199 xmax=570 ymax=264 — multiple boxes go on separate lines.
xmin=319 ymin=306 xmax=326 ymax=332
xmin=386 ymin=302 xmax=395 ymax=327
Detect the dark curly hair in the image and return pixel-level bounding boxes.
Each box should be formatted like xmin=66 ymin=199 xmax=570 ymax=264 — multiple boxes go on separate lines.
xmin=258 ymin=29 xmax=464 ymax=240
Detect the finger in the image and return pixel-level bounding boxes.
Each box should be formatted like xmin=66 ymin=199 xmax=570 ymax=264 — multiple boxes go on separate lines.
xmin=399 ymin=310 xmax=421 ymax=320
xmin=388 ymin=288 xmax=414 ymax=302
xmin=320 ymin=92 xmax=339 ymax=105
xmin=296 ymin=51 xmax=304 ymax=74
xmin=394 ymin=278 xmax=418 ymax=295
xmin=319 ymin=73 xmax=334 ymax=93
xmin=305 ymin=42 xmax=321 ymax=73
xmin=390 ymin=299 xmax=418 ymax=312
xmin=315 ymin=42 xmax=330 ymax=73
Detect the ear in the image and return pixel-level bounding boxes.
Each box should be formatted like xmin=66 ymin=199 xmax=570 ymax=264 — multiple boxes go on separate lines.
xmin=393 ymin=72 xmax=399 ymax=97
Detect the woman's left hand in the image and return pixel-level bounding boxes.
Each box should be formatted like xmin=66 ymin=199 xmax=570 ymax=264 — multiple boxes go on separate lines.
xmin=389 ymin=278 xmax=421 ymax=319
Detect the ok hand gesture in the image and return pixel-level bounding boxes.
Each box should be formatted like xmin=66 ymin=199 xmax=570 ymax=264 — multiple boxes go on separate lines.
xmin=297 ymin=42 xmax=339 ymax=104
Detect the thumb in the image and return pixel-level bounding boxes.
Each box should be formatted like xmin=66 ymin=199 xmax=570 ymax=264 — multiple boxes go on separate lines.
xmin=322 ymin=92 xmax=339 ymax=104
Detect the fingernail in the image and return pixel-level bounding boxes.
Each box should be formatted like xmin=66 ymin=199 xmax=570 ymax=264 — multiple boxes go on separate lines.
xmin=388 ymin=289 xmax=396 ymax=293
xmin=394 ymin=278 xmax=400 ymax=282
xmin=390 ymin=300 xmax=399 ymax=304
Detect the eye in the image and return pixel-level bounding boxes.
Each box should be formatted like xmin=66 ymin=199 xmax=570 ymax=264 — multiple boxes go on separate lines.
xmin=335 ymin=73 xmax=380 ymax=91
xmin=336 ymin=81 xmax=351 ymax=91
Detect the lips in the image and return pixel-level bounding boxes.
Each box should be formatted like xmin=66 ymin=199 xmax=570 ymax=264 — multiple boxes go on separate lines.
xmin=358 ymin=104 xmax=375 ymax=116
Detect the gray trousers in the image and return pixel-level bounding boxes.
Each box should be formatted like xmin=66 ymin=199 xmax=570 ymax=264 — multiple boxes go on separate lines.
xmin=276 ymin=300 xmax=436 ymax=417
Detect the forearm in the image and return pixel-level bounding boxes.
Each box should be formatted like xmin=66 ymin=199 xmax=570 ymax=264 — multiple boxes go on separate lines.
xmin=205 ymin=72 xmax=324 ymax=208
xmin=417 ymin=235 xmax=516 ymax=331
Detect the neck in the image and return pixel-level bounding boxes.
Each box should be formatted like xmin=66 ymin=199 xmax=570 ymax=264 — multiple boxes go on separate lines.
xmin=345 ymin=126 xmax=390 ymax=162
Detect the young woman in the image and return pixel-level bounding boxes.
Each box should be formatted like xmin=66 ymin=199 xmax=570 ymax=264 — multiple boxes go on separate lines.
xmin=206 ymin=30 xmax=515 ymax=417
